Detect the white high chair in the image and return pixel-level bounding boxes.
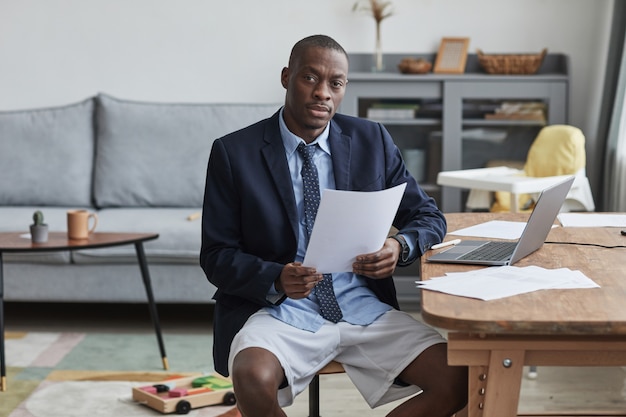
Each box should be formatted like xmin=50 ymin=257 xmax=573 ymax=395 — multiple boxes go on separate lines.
xmin=437 ymin=125 xmax=595 ymax=213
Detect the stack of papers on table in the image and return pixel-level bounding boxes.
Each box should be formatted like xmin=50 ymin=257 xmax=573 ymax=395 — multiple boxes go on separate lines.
xmin=417 ymin=265 xmax=599 ymax=301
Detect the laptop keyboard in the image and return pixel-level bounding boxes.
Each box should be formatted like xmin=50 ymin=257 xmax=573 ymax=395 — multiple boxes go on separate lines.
xmin=457 ymin=241 xmax=518 ymax=261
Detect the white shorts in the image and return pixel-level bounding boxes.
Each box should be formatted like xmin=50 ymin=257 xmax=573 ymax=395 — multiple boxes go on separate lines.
xmin=228 ymin=309 xmax=446 ymax=408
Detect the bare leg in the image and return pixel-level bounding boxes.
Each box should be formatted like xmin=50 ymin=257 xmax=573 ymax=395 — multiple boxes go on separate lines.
xmin=231 ymin=347 xmax=287 ymax=417
xmin=389 ymin=343 xmax=468 ymax=417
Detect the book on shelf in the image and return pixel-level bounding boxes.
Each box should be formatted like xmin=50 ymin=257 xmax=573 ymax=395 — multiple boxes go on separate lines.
xmin=484 ymin=101 xmax=546 ymax=122
xmin=366 ymin=103 xmax=419 ymax=120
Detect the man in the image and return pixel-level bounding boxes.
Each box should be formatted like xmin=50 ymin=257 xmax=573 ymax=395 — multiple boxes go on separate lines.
xmin=200 ymin=34 xmax=467 ymax=417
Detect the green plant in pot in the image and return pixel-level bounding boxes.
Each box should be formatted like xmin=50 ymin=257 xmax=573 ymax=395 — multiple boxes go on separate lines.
xmin=30 ymin=210 xmax=49 ymax=243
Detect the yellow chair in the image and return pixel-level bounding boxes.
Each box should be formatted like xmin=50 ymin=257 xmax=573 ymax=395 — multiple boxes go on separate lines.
xmin=437 ymin=125 xmax=595 ymax=213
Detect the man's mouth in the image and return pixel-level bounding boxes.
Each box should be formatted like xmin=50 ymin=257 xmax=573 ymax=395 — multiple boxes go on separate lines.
xmin=308 ymin=104 xmax=331 ymax=115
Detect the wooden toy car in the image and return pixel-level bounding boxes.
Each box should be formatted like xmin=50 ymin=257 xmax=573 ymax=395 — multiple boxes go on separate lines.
xmin=132 ymin=374 xmax=236 ymax=414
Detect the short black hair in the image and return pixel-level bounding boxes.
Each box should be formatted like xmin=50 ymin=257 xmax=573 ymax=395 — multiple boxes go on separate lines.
xmin=288 ymin=35 xmax=348 ymax=67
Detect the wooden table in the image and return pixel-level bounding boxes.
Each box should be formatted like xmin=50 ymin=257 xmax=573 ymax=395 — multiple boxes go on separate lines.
xmin=0 ymin=232 xmax=167 ymax=392
xmin=420 ymin=212 xmax=626 ymax=417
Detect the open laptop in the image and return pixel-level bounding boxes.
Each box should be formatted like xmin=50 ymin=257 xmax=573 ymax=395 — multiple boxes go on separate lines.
xmin=428 ymin=176 xmax=575 ymax=266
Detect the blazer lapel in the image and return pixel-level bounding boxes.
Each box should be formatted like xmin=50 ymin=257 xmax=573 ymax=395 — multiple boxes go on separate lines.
xmin=329 ymin=121 xmax=352 ymax=191
xmin=260 ymin=115 xmax=352 ymax=239
xmin=261 ymin=114 xmax=299 ymax=238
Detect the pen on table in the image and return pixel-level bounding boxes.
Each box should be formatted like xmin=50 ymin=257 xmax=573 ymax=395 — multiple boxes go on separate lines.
xmin=431 ymin=239 xmax=461 ymax=250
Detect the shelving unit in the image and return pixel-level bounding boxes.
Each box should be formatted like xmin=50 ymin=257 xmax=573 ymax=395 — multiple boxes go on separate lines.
xmin=342 ymin=53 xmax=569 ymax=307
xmin=342 ymin=52 xmax=570 ymax=213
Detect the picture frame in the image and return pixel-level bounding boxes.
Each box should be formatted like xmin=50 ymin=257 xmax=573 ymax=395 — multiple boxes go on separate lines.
xmin=433 ymin=37 xmax=470 ymax=74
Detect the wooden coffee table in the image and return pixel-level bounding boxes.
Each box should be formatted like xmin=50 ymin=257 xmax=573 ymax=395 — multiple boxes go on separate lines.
xmin=0 ymin=231 xmax=167 ymax=392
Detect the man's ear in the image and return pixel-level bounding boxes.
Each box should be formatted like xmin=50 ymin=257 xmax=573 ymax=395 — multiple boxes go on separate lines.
xmin=280 ymin=67 xmax=289 ymax=89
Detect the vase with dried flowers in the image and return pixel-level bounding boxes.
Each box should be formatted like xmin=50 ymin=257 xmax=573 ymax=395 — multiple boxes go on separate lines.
xmin=353 ymin=0 xmax=394 ymax=72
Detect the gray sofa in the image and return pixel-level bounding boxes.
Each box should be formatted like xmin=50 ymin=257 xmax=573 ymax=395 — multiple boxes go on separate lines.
xmin=0 ymin=94 xmax=278 ymax=303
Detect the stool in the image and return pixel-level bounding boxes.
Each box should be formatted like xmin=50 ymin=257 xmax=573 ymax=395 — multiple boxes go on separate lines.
xmin=308 ymin=361 xmax=344 ymax=417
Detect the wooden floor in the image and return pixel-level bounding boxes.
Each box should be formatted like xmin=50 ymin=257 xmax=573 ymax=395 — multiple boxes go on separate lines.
xmin=5 ymin=302 xmax=626 ymax=416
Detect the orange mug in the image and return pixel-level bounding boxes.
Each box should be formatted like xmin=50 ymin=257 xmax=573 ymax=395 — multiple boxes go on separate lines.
xmin=67 ymin=209 xmax=98 ymax=240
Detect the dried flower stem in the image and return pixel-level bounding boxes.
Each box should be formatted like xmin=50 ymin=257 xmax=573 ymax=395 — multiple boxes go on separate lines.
xmin=353 ymin=0 xmax=394 ymax=71
xmin=353 ymin=0 xmax=394 ymax=23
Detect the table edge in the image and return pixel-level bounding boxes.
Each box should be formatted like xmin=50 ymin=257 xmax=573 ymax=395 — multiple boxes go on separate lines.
xmin=0 ymin=232 xmax=159 ymax=253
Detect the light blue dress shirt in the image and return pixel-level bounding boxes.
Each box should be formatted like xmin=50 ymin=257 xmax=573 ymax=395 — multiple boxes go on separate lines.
xmin=263 ymin=109 xmax=394 ymax=332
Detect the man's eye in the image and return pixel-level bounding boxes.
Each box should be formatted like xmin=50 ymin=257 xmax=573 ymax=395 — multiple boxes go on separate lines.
xmin=332 ymin=81 xmax=345 ymax=88
xmin=304 ymin=75 xmax=316 ymax=82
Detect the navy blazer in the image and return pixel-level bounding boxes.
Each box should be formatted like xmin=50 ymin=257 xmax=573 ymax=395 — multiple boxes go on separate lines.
xmin=200 ymin=110 xmax=446 ymax=376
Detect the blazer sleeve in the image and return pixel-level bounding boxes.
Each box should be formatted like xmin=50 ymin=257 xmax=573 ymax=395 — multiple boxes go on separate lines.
xmin=199 ymin=137 xmax=287 ymax=307
xmin=379 ymin=122 xmax=447 ymax=256
xmin=331 ymin=115 xmax=446 ymax=259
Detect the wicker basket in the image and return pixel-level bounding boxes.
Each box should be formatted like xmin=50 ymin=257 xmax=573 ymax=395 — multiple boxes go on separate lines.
xmin=398 ymin=57 xmax=432 ymax=74
xmin=477 ymin=48 xmax=547 ymax=75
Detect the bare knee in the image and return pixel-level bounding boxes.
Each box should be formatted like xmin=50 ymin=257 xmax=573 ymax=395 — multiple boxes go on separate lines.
xmin=233 ymin=348 xmax=283 ymax=384
xmin=231 ymin=347 xmax=285 ymax=417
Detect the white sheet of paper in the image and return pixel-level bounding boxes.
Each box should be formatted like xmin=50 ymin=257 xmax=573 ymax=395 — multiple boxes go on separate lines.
xmin=557 ymin=213 xmax=626 ymax=227
xmin=448 ymin=220 xmax=527 ymax=240
xmin=303 ymin=183 xmax=407 ymax=273
xmin=416 ymin=265 xmax=599 ymax=301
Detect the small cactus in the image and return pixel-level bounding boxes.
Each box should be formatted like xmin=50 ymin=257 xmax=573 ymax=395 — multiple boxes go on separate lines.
xmin=30 ymin=210 xmax=48 ymax=243
xmin=32 ymin=210 xmax=45 ymax=226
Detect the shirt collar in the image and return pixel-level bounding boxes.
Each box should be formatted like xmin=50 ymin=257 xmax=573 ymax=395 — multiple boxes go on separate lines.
xmin=279 ymin=107 xmax=332 ymax=157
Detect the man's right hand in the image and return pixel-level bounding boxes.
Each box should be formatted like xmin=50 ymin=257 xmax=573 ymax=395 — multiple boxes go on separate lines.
xmin=276 ymin=262 xmax=323 ymax=299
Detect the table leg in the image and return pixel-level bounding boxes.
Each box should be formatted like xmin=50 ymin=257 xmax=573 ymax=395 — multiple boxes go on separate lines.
xmin=0 ymin=253 xmax=6 ymax=391
xmin=481 ymin=349 xmax=524 ymax=417
xmin=451 ymin=336 xmax=524 ymax=417
xmin=134 ymin=243 xmax=168 ymax=370
xmin=467 ymin=366 xmax=488 ymax=417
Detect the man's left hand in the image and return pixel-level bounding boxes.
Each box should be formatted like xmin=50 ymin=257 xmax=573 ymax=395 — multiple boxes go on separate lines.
xmin=351 ymin=238 xmax=400 ymax=279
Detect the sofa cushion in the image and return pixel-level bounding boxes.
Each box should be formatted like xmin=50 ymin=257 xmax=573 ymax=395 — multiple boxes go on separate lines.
xmin=71 ymin=208 xmax=203 ymax=264
xmin=0 ymin=98 xmax=95 ymax=206
xmin=94 ymin=94 xmax=279 ymax=208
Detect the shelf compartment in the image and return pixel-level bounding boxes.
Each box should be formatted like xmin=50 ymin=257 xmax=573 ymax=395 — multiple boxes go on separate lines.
xmin=358 ymin=98 xmax=443 ymax=122
xmin=462 ymin=99 xmax=548 ymax=123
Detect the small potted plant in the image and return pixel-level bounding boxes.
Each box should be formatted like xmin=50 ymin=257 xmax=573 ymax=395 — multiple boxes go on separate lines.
xmin=30 ymin=210 xmax=49 ymax=243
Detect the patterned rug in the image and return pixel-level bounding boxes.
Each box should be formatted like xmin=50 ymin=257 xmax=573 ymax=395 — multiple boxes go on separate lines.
xmin=3 ymin=332 xmax=241 ymax=417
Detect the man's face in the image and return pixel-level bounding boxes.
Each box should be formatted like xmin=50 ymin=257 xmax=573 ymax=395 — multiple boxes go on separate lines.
xmin=281 ymin=46 xmax=349 ymax=143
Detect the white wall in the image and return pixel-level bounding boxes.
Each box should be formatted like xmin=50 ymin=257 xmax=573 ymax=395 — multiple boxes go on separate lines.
xmin=0 ymin=0 xmax=614 ymax=185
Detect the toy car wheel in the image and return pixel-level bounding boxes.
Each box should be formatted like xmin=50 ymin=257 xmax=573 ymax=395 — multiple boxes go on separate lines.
xmin=153 ymin=384 xmax=170 ymax=393
xmin=176 ymin=400 xmax=192 ymax=415
xmin=223 ymin=391 xmax=236 ymax=405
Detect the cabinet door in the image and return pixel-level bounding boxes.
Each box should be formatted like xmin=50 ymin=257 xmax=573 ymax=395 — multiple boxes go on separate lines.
xmin=342 ymin=80 xmax=445 ymax=207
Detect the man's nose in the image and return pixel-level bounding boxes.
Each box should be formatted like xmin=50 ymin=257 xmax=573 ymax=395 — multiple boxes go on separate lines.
xmin=313 ymin=83 xmax=331 ymax=100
